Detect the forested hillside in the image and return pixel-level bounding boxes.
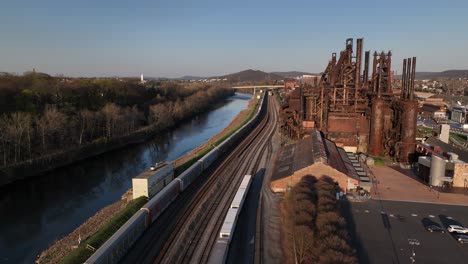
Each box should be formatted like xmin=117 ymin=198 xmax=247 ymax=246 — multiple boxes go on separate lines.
xmin=0 ymin=73 xmax=233 ymax=168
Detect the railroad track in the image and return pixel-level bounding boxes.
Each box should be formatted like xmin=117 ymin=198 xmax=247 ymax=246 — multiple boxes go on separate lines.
xmin=120 ymin=95 xmax=277 ymax=264
xmin=156 ymin=95 xmax=278 ymax=264
xmin=201 ymin=98 xmax=279 ymax=263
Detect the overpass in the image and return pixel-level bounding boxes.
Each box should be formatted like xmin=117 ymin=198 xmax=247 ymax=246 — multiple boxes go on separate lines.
xmin=231 ymin=85 xmax=283 ymax=89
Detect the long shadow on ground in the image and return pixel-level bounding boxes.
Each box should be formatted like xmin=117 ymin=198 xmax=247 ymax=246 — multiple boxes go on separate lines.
xmin=340 ymin=200 xmax=371 ymax=264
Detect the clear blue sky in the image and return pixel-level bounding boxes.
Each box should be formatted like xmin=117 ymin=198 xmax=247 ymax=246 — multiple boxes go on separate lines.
xmin=1 ymin=0 xmax=467 ymax=78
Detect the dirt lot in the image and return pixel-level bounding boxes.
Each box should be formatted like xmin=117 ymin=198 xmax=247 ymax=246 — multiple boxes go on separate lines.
xmin=37 ymin=95 xmax=258 ymax=263
xmin=370 ymin=165 xmax=468 ymax=205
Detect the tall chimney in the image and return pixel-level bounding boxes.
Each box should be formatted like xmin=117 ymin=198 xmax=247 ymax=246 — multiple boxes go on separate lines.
xmin=402 ymin=58 xmax=407 ymax=99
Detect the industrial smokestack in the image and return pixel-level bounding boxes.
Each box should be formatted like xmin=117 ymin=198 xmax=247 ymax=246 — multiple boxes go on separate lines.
xmin=355 ymin=38 xmax=363 ymax=88
xmin=402 ymin=58 xmax=407 ymax=99
xmin=386 ymin=51 xmax=392 ymax=93
xmin=377 ymin=52 xmax=385 ymax=97
xmin=406 ymin=58 xmax=412 ymax=100
xmin=363 ymin=51 xmax=370 ymax=88
xmin=372 ymin=51 xmax=378 ymax=93
xmin=410 ymin=57 xmax=416 ymax=100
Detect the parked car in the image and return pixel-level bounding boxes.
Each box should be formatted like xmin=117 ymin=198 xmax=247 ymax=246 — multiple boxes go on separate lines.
xmin=456 ymin=235 xmax=468 ymax=244
xmin=448 ymin=225 xmax=468 ymax=233
xmin=426 ymin=225 xmax=445 ymax=233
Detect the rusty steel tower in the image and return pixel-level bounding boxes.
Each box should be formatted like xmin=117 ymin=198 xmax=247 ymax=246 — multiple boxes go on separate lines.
xmin=280 ymin=38 xmax=417 ymax=163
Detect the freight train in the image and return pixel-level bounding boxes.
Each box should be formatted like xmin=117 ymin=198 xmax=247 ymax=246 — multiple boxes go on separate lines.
xmin=208 ymin=174 xmax=253 ymax=263
xmin=85 ymin=93 xmax=266 ymax=264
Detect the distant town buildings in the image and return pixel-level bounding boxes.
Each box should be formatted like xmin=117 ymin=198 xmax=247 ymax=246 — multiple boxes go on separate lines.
xmin=451 ymin=105 xmax=468 ymax=123
xmin=283 ymin=78 xmax=298 ymax=90
xmin=189 ymin=78 xmax=228 ymax=82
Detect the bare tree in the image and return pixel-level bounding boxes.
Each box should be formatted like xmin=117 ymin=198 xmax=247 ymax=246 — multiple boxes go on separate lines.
xmin=149 ymin=103 xmax=174 ymax=128
xmin=0 ymin=112 xmax=33 ymax=163
xmin=37 ymin=106 xmax=66 ymax=151
xmin=101 ymin=103 xmax=120 ymax=138
xmin=77 ymin=109 xmax=96 ymax=145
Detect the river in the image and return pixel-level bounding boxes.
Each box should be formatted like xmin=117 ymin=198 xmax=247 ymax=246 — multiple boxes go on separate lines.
xmin=0 ymin=93 xmax=252 ymax=263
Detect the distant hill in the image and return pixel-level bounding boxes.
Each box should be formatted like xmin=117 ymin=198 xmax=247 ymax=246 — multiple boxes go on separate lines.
xmin=214 ymin=69 xmax=284 ymax=82
xmin=179 ymin=75 xmax=205 ymax=81
xmin=396 ymin=70 xmax=468 ymax=80
xmin=270 ymin=71 xmax=316 ymax=78
xmin=173 ymin=69 xmax=318 ymax=82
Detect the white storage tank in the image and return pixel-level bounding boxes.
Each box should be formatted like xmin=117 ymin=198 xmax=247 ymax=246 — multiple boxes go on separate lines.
xmin=132 ymin=162 xmax=174 ymax=199
xmin=429 ymin=155 xmax=446 ymax=187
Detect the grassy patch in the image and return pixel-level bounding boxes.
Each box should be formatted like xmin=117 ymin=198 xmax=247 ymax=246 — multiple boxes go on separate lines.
xmin=450 ymin=132 xmax=467 ymax=142
xmin=418 ymin=126 xmax=433 ymax=133
xmin=373 ymin=157 xmax=385 ymax=166
xmin=60 ymin=196 xmax=148 ymax=264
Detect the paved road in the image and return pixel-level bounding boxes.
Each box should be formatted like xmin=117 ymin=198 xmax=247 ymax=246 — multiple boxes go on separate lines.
xmin=343 ymin=199 xmax=468 ymax=264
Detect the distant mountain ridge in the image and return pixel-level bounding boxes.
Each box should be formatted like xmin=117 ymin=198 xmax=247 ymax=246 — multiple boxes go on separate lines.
xmin=212 ymin=69 xmax=284 ymax=82
xmin=179 ymin=75 xmax=205 ymax=81
xmin=175 ymin=69 xmax=468 ymax=82
xmin=177 ymin=70 xmax=317 ymax=81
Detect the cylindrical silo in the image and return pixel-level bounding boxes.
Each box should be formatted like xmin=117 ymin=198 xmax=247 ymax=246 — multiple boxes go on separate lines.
xmin=429 ymin=155 xmax=446 ymax=187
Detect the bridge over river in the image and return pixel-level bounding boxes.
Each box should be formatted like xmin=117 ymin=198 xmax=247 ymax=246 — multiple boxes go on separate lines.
xmin=232 ymin=85 xmax=283 ymax=89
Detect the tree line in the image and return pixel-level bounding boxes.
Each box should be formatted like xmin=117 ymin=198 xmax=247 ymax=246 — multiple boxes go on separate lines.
xmin=0 ymin=72 xmax=234 ymax=167
xmin=283 ymin=175 xmax=357 ymax=264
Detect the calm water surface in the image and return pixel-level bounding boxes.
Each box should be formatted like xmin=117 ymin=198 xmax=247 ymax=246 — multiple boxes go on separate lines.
xmin=0 ymin=93 xmax=251 ymax=263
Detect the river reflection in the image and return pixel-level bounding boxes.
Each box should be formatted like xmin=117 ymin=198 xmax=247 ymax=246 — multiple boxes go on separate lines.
xmin=0 ymin=93 xmax=251 ymax=263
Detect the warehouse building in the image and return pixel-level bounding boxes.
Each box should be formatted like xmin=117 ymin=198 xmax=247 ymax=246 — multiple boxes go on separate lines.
xmin=271 ymin=130 xmax=364 ymax=193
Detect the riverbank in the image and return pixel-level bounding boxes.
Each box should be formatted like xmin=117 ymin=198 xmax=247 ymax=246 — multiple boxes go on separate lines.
xmin=36 ymin=95 xmax=258 ymax=264
xmin=0 ymin=90 xmax=235 ymax=187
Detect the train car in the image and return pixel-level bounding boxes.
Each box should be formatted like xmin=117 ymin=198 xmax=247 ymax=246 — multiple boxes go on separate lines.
xmin=230 ymin=175 xmax=252 ymax=209
xmin=217 ymin=134 xmax=236 ymax=155
xmin=132 ymin=163 xmax=174 ymax=200
xmin=229 ymin=130 xmax=241 ymax=146
xmin=85 ymin=210 xmax=148 ymax=264
xmin=208 ymin=207 xmax=239 ymax=263
xmin=142 ymin=180 xmax=180 ymax=223
xmin=209 ymin=174 xmax=254 ymax=263
xmin=199 ymin=147 xmax=219 ymax=170
xmin=163 ymin=172 xmax=174 ymax=185
xmin=219 ymin=207 xmax=239 ymax=240
xmin=177 ymin=161 xmax=203 ymax=191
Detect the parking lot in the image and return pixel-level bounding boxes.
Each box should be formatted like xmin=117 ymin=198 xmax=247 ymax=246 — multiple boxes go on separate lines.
xmin=344 ymin=200 xmax=468 ymax=264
